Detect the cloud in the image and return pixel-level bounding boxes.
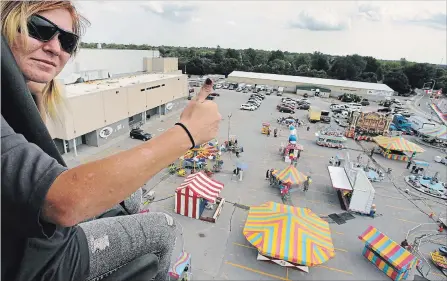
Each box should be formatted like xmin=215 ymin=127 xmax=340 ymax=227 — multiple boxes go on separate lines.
xmin=140 ymin=1 xmax=198 ymax=23
xmin=191 ymin=16 xmax=202 ymax=23
xmin=357 ymin=3 xmax=382 ymax=22
xmin=289 ymin=10 xmax=351 ymax=31
xmin=227 ymin=20 xmax=236 ymax=26
xmin=396 ymin=12 xmax=447 ymax=30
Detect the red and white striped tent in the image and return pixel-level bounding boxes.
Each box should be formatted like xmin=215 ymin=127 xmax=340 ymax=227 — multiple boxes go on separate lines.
xmin=175 ymin=172 xmax=224 ymax=219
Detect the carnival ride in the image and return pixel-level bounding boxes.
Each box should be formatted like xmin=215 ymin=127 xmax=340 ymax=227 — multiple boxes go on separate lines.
xmin=280 ymin=143 xmax=304 ymax=163
xmin=169 ymin=252 xmax=192 ymax=281
xmin=270 ymin=165 xmax=308 ymax=200
xmin=373 ymin=136 xmax=424 ymax=162
xmin=405 ymin=171 xmax=447 ymax=200
xmin=170 ymin=140 xmax=223 ymax=177
xmin=243 ymin=201 xmax=335 ymax=273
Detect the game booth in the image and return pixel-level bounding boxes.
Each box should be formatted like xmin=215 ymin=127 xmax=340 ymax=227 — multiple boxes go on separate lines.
xmin=243 ymin=201 xmax=335 ymax=273
xmin=174 ymin=172 xmax=225 ymax=223
xmin=327 ymin=153 xmax=375 ymax=215
xmin=345 ymin=112 xmax=392 ymax=140
xmin=373 ymin=136 xmax=424 ymax=162
xmin=316 ymin=127 xmax=347 ymax=149
xmin=359 ymin=226 xmax=419 ymax=281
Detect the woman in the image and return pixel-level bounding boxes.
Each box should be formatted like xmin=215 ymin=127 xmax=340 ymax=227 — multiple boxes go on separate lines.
xmin=1 ymin=2 xmax=221 ymax=281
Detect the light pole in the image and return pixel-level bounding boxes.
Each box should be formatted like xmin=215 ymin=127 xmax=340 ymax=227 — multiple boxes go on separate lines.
xmin=227 ymin=112 xmax=232 ymax=142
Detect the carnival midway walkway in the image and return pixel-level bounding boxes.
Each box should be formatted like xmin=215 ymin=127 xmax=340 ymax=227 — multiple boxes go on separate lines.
xmin=66 ymin=89 xmax=447 ymax=280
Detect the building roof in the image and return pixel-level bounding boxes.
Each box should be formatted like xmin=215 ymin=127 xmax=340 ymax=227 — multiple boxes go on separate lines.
xmin=64 ymin=73 xmax=183 ymax=98
xmin=228 ymin=71 xmax=394 ymax=92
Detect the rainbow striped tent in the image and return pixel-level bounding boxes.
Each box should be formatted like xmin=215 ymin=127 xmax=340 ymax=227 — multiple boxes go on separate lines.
xmin=271 ymin=165 xmax=308 ymax=185
xmin=359 ymin=226 xmax=419 ymax=281
xmin=373 ymin=136 xmax=424 ymax=153
xmin=418 ymin=125 xmax=447 ymax=140
xmin=243 ymin=201 xmax=335 ymax=266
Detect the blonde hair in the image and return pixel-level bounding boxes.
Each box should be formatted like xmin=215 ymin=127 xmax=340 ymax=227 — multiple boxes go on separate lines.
xmin=1 ymin=1 xmax=89 ymax=119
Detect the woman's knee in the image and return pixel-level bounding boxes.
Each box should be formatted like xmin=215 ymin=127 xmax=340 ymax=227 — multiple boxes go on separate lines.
xmin=124 ymin=188 xmax=143 ymax=214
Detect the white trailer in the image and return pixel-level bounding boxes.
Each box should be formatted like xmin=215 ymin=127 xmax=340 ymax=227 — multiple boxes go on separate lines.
xmin=349 ymin=170 xmax=375 ymax=214
xmin=328 ymin=166 xmax=375 ymax=214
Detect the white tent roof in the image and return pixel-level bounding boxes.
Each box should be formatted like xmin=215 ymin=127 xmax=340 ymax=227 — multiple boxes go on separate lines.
xmin=328 ymin=166 xmax=352 ymax=191
xmin=228 ymin=71 xmax=394 ymax=92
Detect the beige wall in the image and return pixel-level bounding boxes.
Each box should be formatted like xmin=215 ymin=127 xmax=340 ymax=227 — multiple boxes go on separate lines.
xmin=227 ymin=76 xmax=391 ymax=99
xmin=47 ymin=75 xmax=188 ymax=140
xmin=143 ymin=57 xmax=153 ymax=72
xmin=151 ymin=57 xmax=179 ymax=73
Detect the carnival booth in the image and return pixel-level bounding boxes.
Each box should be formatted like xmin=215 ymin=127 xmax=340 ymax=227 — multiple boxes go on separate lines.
xmin=261 ymin=122 xmax=270 ymax=134
xmin=359 ymin=226 xmax=419 ymax=281
xmin=175 ymin=172 xmax=225 ymax=223
xmin=243 ymin=201 xmax=335 ymax=273
xmin=373 ymin=136 xmax=424 ymax=162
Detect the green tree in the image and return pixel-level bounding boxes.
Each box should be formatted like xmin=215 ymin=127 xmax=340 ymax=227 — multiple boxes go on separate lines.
xmin=225 ymin=48 xmax=240 ymax=60
xmin=244 ymin=48 xmax=257 ymax=66
xmin=219 ymin=58 xmax=240 ymax=76
xmin=376 ymin=67 xmax=384 ymax=81
xmin=269 ymin=50 xmax=285 ymax=62
xmin=311 ymin=51 xmax=329 ymax=71
xmin=329 ymin=55 xmax=366 ymax=80
xmin=383 ymin=71 xmax=410 ymax=94
xmin=403 ymin=63 xmax=437 ymax=89
xmin=213 ymin=45 xmax=225 ymax=64
xmin=364 ymin=56 xmax=380 ymax=73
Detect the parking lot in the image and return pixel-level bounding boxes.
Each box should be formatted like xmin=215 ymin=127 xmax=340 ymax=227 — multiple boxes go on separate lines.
xmin=65 ymin=89 xmax=447 ymax=280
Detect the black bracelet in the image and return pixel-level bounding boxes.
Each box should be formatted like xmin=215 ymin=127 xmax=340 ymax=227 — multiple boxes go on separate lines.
xmin=175 ymin=123 xmax=195 ymax=149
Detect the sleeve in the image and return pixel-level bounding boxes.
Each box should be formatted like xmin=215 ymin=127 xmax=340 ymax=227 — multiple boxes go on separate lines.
xmin=1 ymin=115 xmax=68 ymax=237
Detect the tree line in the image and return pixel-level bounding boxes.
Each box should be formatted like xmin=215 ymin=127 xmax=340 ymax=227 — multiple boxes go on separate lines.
xmin=81 ymin=42 xmax=446 ymax=95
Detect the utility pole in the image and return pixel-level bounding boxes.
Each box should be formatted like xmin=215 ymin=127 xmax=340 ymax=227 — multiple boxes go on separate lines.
xmin=227 ymin=112 xmax=232 ymax=142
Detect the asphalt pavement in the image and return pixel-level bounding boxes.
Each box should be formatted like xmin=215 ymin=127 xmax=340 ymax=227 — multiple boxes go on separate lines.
xmin=64 ymin=90 xmax=447 ymax=280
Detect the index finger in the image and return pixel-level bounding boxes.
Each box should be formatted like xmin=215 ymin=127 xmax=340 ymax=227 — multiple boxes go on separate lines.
xmin=196 ymin=83 xmax=213 ymax=102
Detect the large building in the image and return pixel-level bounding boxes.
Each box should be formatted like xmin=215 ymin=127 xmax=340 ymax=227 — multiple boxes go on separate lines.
xmin=47 ymin=48 xmax=187 ymax=156
xmin=227 ymin=71 xmax=395 ymax=99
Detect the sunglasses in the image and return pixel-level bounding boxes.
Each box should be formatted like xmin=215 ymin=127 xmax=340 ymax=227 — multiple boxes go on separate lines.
xmin=26 ymin=14 xmax=79 ymax=54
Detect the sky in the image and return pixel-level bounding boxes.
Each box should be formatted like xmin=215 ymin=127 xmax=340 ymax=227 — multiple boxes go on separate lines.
xmin=76 ymin=1 xmax=447 ymax=64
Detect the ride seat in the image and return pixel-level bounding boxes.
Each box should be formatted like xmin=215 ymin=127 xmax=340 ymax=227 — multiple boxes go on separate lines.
xmin=1 ymin=35 xmax=159 ymax=281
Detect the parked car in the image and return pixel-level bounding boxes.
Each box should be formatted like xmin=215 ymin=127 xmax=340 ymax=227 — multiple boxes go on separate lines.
xmin=247 ymin=100 xmax=261 ymax=107
xmin=246 ymin=101 xmax=260 ymax=109
xmin=210 ymin=92 xmax=220 ymax=97
xmin=277 ymin=105 xmax=295 ymax=114
xmin=378 ymin=107 xmax=392 ymax=113
xmin=360 ymin=99 xmax=370 ymax=106
xmin=320 ymin=110 xmax=331 ymax=123
xmin=130 ymin=129 xmax=152 ymax=141
xmin=298 ymin=103 xmax=310 ymax=110
xmin=303 ymin=93 xmax=309 ymax=98
xmin=240 ymin=104 xmax=255 ymax=111
xmin=251 ymin=93 xmax=265 ymax=100
xmin=441 ymin=156 xmax=447 ymax=165
xmin=206 ymin=95 xmax=215 ymax=100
